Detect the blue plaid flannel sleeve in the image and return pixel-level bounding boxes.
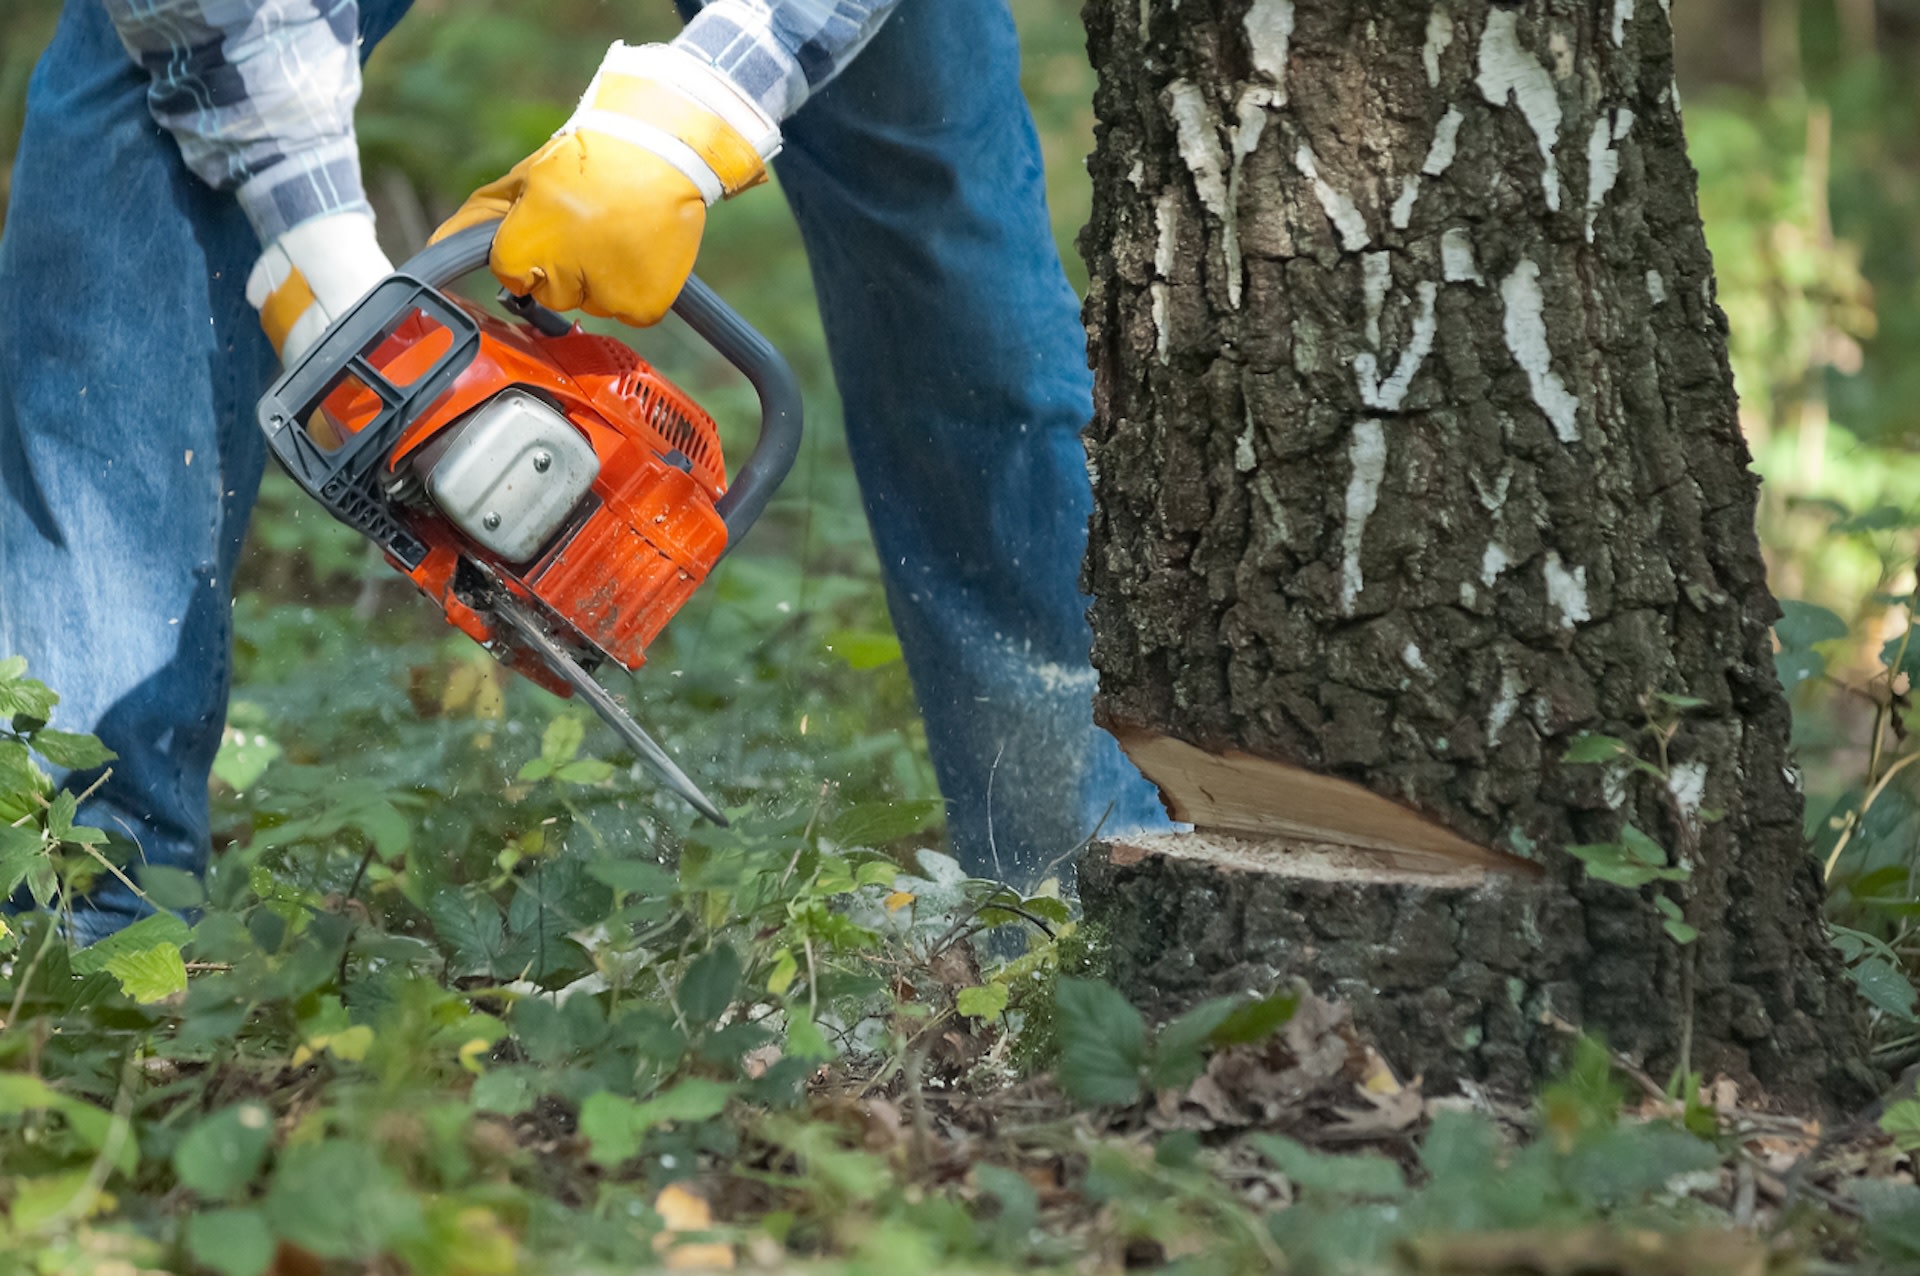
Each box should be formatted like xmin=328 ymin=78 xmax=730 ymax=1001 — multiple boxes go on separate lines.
xmin=101 ymin=0 xmax=368 ymax=244
xmin=676 ymin=0 xmax=902 ymax=120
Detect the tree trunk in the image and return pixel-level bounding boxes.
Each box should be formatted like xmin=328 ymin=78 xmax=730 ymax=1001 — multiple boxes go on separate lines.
xmin=1077 ymin=0 xmax=1874 ymax=1106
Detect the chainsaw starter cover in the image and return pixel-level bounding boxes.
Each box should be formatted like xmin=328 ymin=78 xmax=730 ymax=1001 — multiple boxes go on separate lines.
xmin=424 ymin=388 xmax=601 ymax=562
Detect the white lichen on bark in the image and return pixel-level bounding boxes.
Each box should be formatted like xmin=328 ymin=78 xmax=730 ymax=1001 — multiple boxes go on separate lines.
xmin=1423 ymin=6 xmax=1454 ymax=87
xmin=1226 ymin=88 xmax=1277 ymax=308
xmin=1481 ymin=541 xmax=1512 ymax=587
xmin=1612 ymin=0 xmax=1635 ymax=47
xmin=1442 ymin=227 xmax=1484 ymax=283
xmin=1422 ymin=107 xmax=1466 ymax=176
xmin=1166 ymin=80 xmax=1230 ymax=219
xmin=1339 ymin=420 xmax=1389 ymax=614
xmin=1488 ymin=665 xmax=1523 ymax=745
xmin=1152 ymin=188 xmax=1180 ymax=363
xmin=1584 ymin=108 xmax=1634 ymax=242
xmin=1356 ymin=282 xmax=1438 ymax=412
xmin=1668 ymin=761 xmax=1709 ymax=829
xmin=1542 ymin=550 xmax=1591 ymax=628
xmin=1394 ymin=107 xmax=1465 ymax=229
xmin=1499 ymin=259 xmax=1581 ymax=443
xmin=1646 ymin=269 xmax=1667 ymax=305
xmin=1295 ymin=143 xmax=1370 ymax=251
xmin=1243 ymin=0 xmax=1295 ymax=98
xmin=1475 ymin=8 xmax=1564 ymax=212
xmin=1363 ymin=252 xmax=1393 ymax=347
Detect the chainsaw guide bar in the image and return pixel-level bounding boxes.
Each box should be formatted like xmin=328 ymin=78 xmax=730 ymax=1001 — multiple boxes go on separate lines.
xmin=485 ymin=586 xmax=728 ymax=826
xmin=256 ymin=221 xmax=802 ymax=822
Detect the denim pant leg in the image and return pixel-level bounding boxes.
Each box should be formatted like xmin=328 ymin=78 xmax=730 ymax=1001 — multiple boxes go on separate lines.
xmin=0 ymin=0 xmax=414 ymax=943
xmin=768 ymin=0 xmax=1170 ymax=887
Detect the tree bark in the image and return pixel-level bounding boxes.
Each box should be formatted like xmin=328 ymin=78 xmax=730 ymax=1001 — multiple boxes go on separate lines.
xmin=1078 ymin=0 xmax=1874 ymax=1106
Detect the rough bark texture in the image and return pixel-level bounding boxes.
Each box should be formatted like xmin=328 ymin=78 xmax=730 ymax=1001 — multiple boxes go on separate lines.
xmin=1078 ymin=0 xmax=1874 ymax=1106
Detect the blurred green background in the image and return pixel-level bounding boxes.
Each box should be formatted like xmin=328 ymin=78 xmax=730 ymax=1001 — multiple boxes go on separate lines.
xmin=7 ymin=1 xmax=1920 ymax=912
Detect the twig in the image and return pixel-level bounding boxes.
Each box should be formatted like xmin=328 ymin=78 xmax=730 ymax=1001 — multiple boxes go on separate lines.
xmin=335 ymin=842 xmax=381 ymax=993
xmin=4 ymin=907 xmax=60 ymax=1032
xmin=45 ymin=1047 xmax=139 ymax=1229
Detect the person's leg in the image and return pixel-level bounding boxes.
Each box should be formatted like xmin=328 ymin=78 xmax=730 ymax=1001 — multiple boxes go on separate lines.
xmin=0 ymin=0 xmax=413 ymax=942
xmin=762 ymin=0 xmax=1171 ymax=887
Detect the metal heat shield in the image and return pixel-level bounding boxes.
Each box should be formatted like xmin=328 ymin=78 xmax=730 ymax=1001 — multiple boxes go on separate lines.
xmin=424 ymin=388 xmax=600 ymax=562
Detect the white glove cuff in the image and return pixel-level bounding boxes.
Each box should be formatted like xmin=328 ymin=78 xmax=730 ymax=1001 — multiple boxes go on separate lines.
xmin=247 ymin=210 xmax=395 ymax=364
xmin=559 ymin=42 xmax=782 ymax=205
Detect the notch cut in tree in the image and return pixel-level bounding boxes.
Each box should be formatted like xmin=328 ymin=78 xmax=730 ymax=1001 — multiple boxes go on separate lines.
xmin=1076 ymin=0 xmax=1873 ymax=1106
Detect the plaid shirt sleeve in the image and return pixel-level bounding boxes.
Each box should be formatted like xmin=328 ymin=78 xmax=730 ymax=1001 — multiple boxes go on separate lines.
xmin=101 ymin=0 xmax=369 ymax=244
xmin=675 ymin=0 xmax=902 ymax=121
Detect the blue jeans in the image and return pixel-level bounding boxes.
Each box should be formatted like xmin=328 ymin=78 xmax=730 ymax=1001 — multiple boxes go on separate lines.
xmin=0 ymin=0 xmax=1167 ymax=941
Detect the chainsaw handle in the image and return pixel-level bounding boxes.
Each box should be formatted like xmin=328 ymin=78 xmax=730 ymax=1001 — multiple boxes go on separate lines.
xmin=404 ymin=223 xmax=804 ymax=550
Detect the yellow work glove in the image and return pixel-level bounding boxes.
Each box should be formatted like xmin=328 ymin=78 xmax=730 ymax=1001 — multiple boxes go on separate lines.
xmin=435 ymin=43 xmax=780 ymax=327
xmin=246 ymin=210 xmax=394 ymax=365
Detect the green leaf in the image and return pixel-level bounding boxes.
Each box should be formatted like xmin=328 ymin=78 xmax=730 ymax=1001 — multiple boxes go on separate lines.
xmin=426 ymin=892 xmax=510 ymax=978
xmin=0 ymin=668 xmax=58 ymax=720
xmin=584 ymin=856 xmax=676 ymax=897
xmin=1209 ymin=989 xmax=1299 ymax=1047
xmin=1561 ymin=1124 xmax=1719 ymax=1206
xmin=47 ymin=787 xmax=75 ymax=838
xmin=826 ymin=799 xmax=946 ymax=849
xmin=470 ymin=1067 xmax=539 ymax=1117
xmin=786 ymin=1011 xmax=837 ymax=1062
xmin=540 ymin=714 xmax=586 ymax=766
xmin=678 ymin=944 xmax=742 ymax=1026
xmin=553 ymin=758 xmax=614 ymax=785
xmin=1662 ymin=917 xmax=1700 ymax=945
xmin=105 ymin=941 xmax=188 ymax=1003
xmin=175 ymin=1104 xmax=274 ymax=1201
xmin=70 ymin=912 xmax=193 ymax=976
xmin=1250 ymin=1133 xmax=1406 ymax=1200
xmin=1880 ymin=1099 xmax=1920 ymax=1149
xmin=264 ymin=1141 xmax=424 ymax=1260
xmin=1884 ymin=627 xmax=1920 ymax=683
xmin=956 ymin=983 xmax=1009 ymax=1020
xmin=1775 ymin=599 xmax=1850 ymax=650
xmin=1568 ymin=824 xmax=1687 ymax=889
xmin=211 ymin=729 xmax=280 ymax=793
xmin=1834 ymin=503 xmax=1920 ymax=535
xmin=579 ymin=1079 xmax=734 ymax=1167
xmin=0 ymin=822 xmax=44 ymax=898
xmin=30 ymin=728 xmax=115 ymax=771
xmin=138 ymin=863 xmax=206 ymax=910
xmin=1055 ymin=978 xmax=1147 ymax=1107
xmin=1858 ymin=1181 xmax=1920 ymax=1263
xmin=1563 ymin=733 xmax=1632 ymax=765
xmin=824 ymin=628 xmax=903 ymax=671
xmin=187 ymin=1208 xmax=276 ymax=1276
xmin=0 ymin=1074 xmax=137 ymax=1177
xmin=1151 ymin=995 xmax=1242 ymax=1090
xmin=1850 ymin=955 xmax=1919 ymax=1021
xmin=1653 ymin=895 xmax=1698 ymax=945
xmin=0 ymin=738 xmax=45 ymax=798
xmin=1775 ymin=648 xmax=1826 ymax=690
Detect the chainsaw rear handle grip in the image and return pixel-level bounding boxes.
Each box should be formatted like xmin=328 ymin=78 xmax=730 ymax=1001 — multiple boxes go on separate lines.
xmin=405 ymin=223 xmax=804 ymax=549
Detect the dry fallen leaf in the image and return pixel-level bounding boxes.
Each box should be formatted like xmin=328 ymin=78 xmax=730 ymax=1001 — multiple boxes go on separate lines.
xmin=653 ymin=1183 xmax=735 ymax=1270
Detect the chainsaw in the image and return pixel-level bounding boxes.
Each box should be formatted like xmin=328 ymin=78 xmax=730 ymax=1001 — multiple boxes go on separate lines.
xmin=254 ymin=221 xmax=802 ymax=824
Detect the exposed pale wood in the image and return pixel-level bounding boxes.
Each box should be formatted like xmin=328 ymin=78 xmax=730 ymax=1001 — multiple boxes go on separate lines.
xmin=1113 ymin=728 xmax=1540 ymax=878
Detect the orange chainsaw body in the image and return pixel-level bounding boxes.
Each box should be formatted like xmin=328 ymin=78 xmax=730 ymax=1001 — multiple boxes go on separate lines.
xmin=315 ymin=304 xmax=729 ymax=691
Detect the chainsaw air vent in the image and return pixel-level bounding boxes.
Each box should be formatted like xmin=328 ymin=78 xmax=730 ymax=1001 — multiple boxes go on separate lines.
xmin=610 ymin=372 xmax=723 ymax=487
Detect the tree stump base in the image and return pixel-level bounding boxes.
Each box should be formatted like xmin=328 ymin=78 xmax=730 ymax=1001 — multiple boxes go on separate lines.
xmin=1079 ymin=830 xmax=1870 ymax=1104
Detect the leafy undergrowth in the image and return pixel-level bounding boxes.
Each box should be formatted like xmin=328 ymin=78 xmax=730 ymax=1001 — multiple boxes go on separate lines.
xmin=2 ymin=646 xmax=1920 ymax=1275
